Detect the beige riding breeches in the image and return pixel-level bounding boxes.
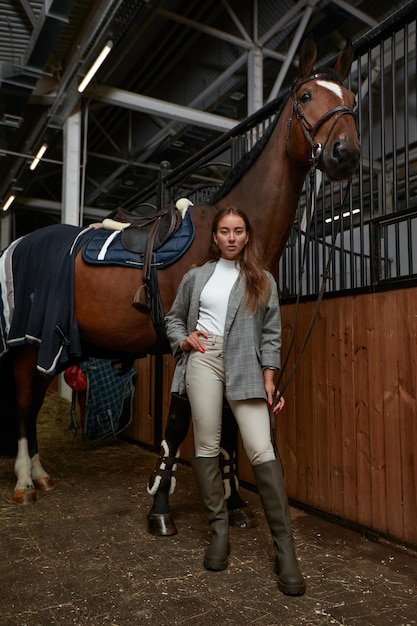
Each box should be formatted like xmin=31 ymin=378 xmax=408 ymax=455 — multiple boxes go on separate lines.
xmin=185 ymin=335 xmax=276 ymax=465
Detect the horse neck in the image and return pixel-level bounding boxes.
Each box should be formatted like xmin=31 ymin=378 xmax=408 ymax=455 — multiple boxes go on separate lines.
xmin=214 ymin=100 xmax=309 ymax=271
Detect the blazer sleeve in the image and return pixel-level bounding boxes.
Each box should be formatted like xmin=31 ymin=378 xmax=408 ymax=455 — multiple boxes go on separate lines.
xmin=164 ymin=271 xmax=193 ymax=355
xmin=259 ymin=272 xmax=282 ymax=370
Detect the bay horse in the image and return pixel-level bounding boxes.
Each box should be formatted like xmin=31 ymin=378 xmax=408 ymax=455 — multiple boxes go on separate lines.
xmin=0 ymin=37 xmax=359 ymax=512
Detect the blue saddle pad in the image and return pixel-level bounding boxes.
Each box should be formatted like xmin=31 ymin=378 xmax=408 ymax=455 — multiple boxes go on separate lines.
xmin=82 ymin=208 xmax=195 ymax=269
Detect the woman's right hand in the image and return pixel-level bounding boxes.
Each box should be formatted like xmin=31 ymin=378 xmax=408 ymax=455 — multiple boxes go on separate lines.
xmin=180 ymin=330 xmax=208 ymax=353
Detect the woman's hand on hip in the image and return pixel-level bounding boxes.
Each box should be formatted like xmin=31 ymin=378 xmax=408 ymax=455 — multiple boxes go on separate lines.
xmin=179 ymin=330 xmax=208 ymax=353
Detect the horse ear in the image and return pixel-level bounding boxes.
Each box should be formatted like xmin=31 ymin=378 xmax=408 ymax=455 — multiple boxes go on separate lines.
xmin=298 ymin=34 xmax=317 ymax=79
xmin=333 ymin=39 xmax=354 ymax=80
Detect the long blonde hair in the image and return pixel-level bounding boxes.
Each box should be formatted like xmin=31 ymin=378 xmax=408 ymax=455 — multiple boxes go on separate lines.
xmin=209 ymin=207 xmax=270 ymax=314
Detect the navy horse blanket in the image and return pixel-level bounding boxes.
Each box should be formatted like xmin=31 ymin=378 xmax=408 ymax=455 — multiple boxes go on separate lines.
xmin=0 ymin=225 xmax=96 ymax=376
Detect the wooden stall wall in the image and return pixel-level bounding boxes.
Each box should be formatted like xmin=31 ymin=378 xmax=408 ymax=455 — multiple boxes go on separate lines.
xmin=270 ymin=286 xmax=417 ymax=547
xmin=129 ymin=287 xmax=417 ymax=547
xmin=124 ymin=356 xmax=156 ymax=447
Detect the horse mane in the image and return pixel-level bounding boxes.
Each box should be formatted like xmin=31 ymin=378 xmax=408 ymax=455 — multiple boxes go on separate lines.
xmin=209 ymin=109 xmax=281 ymax=204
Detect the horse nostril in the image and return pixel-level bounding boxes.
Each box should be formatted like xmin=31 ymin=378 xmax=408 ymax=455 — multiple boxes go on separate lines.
xmin=333 ymin=141 xmax=359 ymax=163
xmin=333 ymin=141 xmax=343 ymax=160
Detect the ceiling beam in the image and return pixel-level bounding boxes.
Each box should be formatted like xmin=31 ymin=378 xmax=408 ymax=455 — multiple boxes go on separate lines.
xmin=89 ymin=84 xmax=238 ymax=132
xmin=330 ymin=0 xmax=378 ymax=28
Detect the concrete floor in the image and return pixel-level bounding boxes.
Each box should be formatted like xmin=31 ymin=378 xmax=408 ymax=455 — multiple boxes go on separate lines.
xmin=1 ymin=393 xmax=417 ymax=626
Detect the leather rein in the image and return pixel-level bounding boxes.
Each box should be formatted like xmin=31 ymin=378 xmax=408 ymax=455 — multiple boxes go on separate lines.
xmin=272 ymin=73 xmax=356 ymax=411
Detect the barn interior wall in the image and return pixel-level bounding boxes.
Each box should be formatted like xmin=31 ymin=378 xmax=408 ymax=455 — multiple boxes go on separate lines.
xmin=268 ymin=287 xmax=416 ymax=547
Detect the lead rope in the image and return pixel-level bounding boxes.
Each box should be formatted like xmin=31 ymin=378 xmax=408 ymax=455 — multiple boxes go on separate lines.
xmin=274 ymin=154 xmax=318 ymax=386
xmin=271 ymin=178 xmax=352 ymax=423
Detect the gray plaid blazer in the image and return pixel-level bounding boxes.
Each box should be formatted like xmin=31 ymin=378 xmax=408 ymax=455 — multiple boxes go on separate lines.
xmin=165 ymin=261 xmax=282 ymax=401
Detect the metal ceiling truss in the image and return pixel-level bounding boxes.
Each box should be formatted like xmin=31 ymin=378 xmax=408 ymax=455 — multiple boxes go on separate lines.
xmin=0 ymin=0 xmax=407 ymax=229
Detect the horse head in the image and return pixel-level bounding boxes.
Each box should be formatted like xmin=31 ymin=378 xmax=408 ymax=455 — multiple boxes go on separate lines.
xmin=286 ymin=36 xmax=360 ymax=182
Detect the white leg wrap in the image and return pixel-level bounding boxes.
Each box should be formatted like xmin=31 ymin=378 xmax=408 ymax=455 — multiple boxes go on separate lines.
xmin=147 ymin=440 xmax=179 ymax=496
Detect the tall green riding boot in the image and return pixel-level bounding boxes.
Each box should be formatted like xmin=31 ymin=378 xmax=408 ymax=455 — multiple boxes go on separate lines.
xmin=191 ymin=455 xmax=230 ymax=571
xmin=253 ymin=459 xmax=306 ymax=596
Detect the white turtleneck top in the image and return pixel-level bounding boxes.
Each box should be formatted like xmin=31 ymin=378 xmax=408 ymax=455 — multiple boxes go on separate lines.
xmin=196 ymin=258 xmax=240 ymax=336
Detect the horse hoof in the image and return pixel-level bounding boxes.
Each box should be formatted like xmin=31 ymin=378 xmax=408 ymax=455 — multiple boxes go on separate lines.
xmin=34 ymin=476 xmax=57 ymax=492
xmin=12 ymin=488 xmax=37 ymax=505
xmin=228 ymin=507 xmax=258 ymax=529
xmin=147 ymin=513 xmax=178 ymax=536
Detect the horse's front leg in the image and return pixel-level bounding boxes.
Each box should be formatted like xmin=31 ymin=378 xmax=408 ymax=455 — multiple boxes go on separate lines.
xmin=11 ymin=346 xmax=53 ymax=504
xmin=147 ymin=393 xmax=191 ymax=536
xmin=220 ymin=402 xmax=258 ymax=529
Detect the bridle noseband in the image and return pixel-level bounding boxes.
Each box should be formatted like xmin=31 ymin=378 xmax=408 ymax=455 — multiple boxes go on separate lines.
xmin=287 ymin=72 xmax=357 ymax=168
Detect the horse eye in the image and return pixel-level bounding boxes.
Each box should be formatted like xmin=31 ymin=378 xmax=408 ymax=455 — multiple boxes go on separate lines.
xmin=299 ymin=91 xmax=311 ymax=104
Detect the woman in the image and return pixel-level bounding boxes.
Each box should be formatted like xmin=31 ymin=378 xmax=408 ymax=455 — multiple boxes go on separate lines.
xmin=165 ymin=206 xmax=306 ymax=596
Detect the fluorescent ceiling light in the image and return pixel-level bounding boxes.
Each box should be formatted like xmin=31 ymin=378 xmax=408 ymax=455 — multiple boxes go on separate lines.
xmin=325 ymin=208 xmax=360 ymax=223
xmin=77 ymin=41 xmax=113 ymax=93
xmin=2 ymin=195 xmax=16 ymax=211
xmin=29 ymin=144 xmax=48 ymax=171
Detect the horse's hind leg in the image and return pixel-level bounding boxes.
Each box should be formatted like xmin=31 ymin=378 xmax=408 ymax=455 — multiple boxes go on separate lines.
xmin=147 ymin=393 xmax=190 ymax=536
xmin=11 ymin=345 xmax=53 ymax=504
xmin=30 ymin=376 xmax=56 ymax=493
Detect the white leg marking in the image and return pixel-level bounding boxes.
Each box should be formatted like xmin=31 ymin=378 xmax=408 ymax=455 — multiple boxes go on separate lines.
xmin=31 ymin=452 xmax=49 ymax=481
xmin=14 ymin=438 xmax=34 ymax=490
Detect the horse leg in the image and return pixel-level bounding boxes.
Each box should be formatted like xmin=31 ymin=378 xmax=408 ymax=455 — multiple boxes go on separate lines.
xmin=220 ymin=402 xmax=258 ymax=529
xmin=30 ymin=376 xmax=56 ymax=493
xmin=147 ymin=393 xmax=191 ymax=536
xmin=0 ymin=353 xmax=18 ymax=456
xmin=11 ymin=345 xmax=52 ymax=504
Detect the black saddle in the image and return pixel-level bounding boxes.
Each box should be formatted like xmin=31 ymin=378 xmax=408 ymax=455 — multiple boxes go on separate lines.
xmin=118 ymin=204 xmax=182 ymax=258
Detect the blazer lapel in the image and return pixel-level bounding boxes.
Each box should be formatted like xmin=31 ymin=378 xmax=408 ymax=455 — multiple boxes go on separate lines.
xmin=224 ymin=275 xmax=245 ymax=335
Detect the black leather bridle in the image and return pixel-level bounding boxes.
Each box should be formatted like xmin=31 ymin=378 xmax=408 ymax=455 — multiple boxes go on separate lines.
xmin=287 ymin=72 xmax=357 ymax=168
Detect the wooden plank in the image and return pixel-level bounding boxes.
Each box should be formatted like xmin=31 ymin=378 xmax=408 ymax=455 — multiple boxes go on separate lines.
xmin=353 ymin=293 xmax=372 ymax=528
xmin=125 ymin=356 xmax=154 ymax=445
xmin=381 ymin=291 xmax=404 ymax=538
xmin=326 ymin=298 xmax=346 ymax=518
xmin=312 ymin=304 xmax=330 ymax=512
xmin=396 ymin=290 xmax=417 ymax=543
xmin=284 ymin=303 xmax=310 ymax=504
xmin=365 ymin=294 xmax=387 ymax=534
xmin=277 ymin=304 xmax=301 ymax=497
xmin=298 ymin=303 xmax=319 ymax=507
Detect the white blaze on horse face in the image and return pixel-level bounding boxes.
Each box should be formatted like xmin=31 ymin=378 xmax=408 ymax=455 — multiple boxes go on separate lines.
xmin=317 ymin=79 xmax=344 ymax=102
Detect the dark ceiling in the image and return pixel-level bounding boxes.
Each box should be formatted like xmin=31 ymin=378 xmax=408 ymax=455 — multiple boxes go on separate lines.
xmin=0 ymin=0 xmax=411 ymax=230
